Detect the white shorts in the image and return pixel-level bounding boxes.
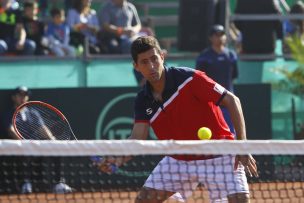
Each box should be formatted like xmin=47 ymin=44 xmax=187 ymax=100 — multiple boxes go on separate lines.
xmin=143 ymin=155 xmax=249 ymax=202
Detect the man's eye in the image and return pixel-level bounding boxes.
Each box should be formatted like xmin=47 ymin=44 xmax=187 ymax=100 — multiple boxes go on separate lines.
xmin=151 ymin=57 xmax=157 ymax=61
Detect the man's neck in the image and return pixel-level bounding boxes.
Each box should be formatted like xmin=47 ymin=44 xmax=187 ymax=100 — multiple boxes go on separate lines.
xmin=150 ymin=70 xmax=165 ymax=101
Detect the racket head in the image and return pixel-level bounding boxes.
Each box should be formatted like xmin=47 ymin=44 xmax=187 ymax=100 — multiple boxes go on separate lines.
xmin=13 ymin=101 xmax=77 ymax=140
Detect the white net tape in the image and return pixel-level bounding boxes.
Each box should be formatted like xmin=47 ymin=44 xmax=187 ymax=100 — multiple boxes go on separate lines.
xmin=1 ymin=140 xmax=304 ymax=156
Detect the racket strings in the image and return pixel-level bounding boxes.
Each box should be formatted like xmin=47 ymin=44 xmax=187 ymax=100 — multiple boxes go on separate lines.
xmin=15 ymin=105 xmax=74 ymax=140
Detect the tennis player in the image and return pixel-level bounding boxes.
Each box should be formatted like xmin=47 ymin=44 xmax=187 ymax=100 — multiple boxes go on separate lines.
xmin=99 ymin=36 xmax=258 ymax=203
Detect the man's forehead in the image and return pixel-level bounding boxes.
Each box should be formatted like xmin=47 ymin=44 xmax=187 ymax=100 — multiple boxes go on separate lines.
xmin=137 ymin=48 xmax=159 ymax=60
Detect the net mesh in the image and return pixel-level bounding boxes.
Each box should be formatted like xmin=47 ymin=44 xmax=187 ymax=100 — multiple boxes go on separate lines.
xmin=0 ymin=140 xmax=304 ymax=203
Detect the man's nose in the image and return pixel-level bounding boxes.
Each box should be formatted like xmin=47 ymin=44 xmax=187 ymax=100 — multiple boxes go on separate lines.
xmin=148 ymin=61 xmax=155 ymax=70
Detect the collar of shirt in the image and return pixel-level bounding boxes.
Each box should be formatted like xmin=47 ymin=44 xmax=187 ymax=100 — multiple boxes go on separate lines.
xmin=143 ymin=66 xmax=176 ymax=101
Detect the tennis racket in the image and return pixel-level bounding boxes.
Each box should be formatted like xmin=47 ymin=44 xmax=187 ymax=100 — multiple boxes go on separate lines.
xmin=13 ymin=101 xmax=76 ymax=140
xmin=12 ymin=101 xmax=117 ymax=173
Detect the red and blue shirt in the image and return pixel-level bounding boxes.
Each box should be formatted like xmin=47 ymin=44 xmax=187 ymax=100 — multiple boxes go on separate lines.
xmin=134 ymin=66 xmax=234 ymax=160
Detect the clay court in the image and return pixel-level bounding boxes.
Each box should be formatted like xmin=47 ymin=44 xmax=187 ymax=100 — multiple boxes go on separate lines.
xmin=1 ymin=182 xmax=303 ymax=203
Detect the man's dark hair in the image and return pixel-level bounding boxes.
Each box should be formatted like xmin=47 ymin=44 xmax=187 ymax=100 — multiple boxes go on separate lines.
xmin=131 ymin=36 xmax=162 ymax=62
xmin=24 ymin=1 xmax=36 ymax=9
xmin=50 ymin=8 xmax=63 ymax=18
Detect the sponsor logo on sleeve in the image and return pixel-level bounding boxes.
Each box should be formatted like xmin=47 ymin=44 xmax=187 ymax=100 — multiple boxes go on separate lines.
xmin=214 ymin=83 xmax=225 ymax=95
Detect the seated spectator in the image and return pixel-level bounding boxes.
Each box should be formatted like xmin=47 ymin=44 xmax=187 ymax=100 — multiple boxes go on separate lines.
xmin=234 ymin=0 xmax=283 ymax=55
xmin=139 ymin=17 xmax=155 ymax=37
xmin=67 ymin=0 xmax=103 ymax=54
xmin=284 ymin=1 xmax=304 ymax=37
xmin=44 ymin=8 xmax=76 ymax=57
xmin=0 ymin=0 xmax=36 ymax=55
xmin=283 ymin=1 xmax=304 ymax=55
xmin=98 ymin=0 xmax=142 ymax=54
xmin=22 ymin=1 xmax=48 ymax=55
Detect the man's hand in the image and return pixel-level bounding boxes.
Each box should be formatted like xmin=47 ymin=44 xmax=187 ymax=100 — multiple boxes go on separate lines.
xmin=93 ymin=156 xmax=128 ymax=174
xmin=235 ymin=154 xmax=258 ymax=177
xmin=16 ymin=41 xmax=24 ymax=50
xmin=122 ymin=28 xmax=136 ymax=37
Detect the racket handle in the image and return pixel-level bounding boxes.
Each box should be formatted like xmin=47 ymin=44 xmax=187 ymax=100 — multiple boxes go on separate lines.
xmin=90 ymin=156 xmax=117 ymax=173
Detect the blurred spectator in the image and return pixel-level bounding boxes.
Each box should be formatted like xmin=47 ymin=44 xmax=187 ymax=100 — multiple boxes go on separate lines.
xmin=0 ymin=0 xmax=36 ymax=55
xmin=44 ymin=8 xmax=76 ymax=57
xmin=0 ymin=86 xmax=38 ymax=193
xmin=99 ymin=0 xmax=141 ymax=54
xmin=284 ymin=1 xmax=304 ymax=37
xmin=139 ymin=17 xmax=155 ymax=37
xmin=196 ymin=25 xmax=238 ymax=133
xmin=234 ymin=0 xmax=283 ymax=55
xmin=22 ymin=1 xmax=48 ymax=55
xmin=228 ymin=22 xmax=242 ymax=53
xmin=67 ymin=0 xmax=102 ymax=54
xmin=283 ymin=1 xmax=304 ymax=55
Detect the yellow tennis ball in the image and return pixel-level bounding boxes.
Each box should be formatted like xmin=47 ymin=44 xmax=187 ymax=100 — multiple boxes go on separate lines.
xmin=197 ymin=127 xmax=212 ymax=140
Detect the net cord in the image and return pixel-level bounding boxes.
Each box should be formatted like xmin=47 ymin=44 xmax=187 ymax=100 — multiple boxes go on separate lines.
xmin=0 ymin=140 xmax=303 ymax=156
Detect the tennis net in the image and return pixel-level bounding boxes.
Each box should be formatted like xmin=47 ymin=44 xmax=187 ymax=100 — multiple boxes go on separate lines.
xmin=0 ymin=139 xmax=303 ymax=203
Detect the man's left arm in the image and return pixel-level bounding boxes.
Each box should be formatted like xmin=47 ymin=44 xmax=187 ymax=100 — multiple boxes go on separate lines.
xmin=220 ymin=91 xmax=259 ymax=177
xmin=220 ymin=91 xmax=245 ymax=140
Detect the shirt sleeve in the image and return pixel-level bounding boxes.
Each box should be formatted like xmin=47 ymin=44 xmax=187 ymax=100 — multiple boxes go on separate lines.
xmin=191 ymin=70 xmax=227 ymax=105
xmin=99 ymin=4 xmax=111 ymax=25
xmin=129 ymin=4 xmax=141 ymax=26
xmin=134 ymin=94 xmax=149 ymax=123
xmin=66 ymin=9 xmax=78 ymax=27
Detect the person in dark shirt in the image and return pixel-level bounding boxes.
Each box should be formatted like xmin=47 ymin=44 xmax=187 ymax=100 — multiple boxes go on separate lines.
xmin=234 ymin=0 xmax=283 ymax=55
xmin=22 ymin=1 xmax=47 ymax=55
xmin=196 ymin=25 xmax=238 ymax=133
xmin=0 ymin=86 xmax=72 ymax=194
xmin=0 ymin=0 xmax=36 ymax=55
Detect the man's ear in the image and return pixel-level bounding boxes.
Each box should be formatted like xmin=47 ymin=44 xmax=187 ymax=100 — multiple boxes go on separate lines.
xmin=133 ymin=61 xmax=139 ymax=71
xmin=160 ymin=52 xmax=164 ymax=60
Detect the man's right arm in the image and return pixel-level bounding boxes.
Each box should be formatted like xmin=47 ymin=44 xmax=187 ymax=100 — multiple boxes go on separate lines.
xmin=129 ymin=122 xmax=150 ymax=140
xmin=98 ymin=122 xmax=150 ymax=173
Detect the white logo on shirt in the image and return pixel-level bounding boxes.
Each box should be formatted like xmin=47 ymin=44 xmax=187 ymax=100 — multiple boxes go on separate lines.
xmin=146 ymin=108 xmax=153 ymax=115
xmin=214 ymin=83 xmax=225 ymax=95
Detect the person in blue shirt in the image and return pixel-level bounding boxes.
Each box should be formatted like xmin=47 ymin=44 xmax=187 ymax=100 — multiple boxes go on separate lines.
xmin=196 ymin=25 xmax=238 ymax=133
xmin=98 ymin=0 xmax=142 ymax=54
xmin=45 ymin=8 xmax=76 ymax=57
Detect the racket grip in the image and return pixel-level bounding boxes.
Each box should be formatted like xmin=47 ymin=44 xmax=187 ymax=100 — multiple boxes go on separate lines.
xmin=90 ymin=156 xmax=117 ymax=173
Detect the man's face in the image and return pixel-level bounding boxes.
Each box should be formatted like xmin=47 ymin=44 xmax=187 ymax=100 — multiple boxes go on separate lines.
xmin=24 ymin=5 xmax=38 ymax=19
xmin=210 ymin=32 xmax=227 ymax=46
xmin=133 ymin=48 xmax=165 ymax=84
xmin=12 ymin=92 xmax=29 ymax=107
xmin=53 ymin=13 xmax=64 ymax=25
